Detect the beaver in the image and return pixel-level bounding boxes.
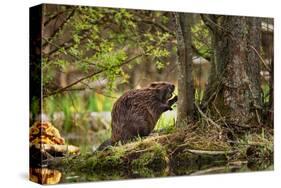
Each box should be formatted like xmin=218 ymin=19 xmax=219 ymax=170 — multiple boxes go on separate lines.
xmin=97 ymin=81 xmax=177 ymax=150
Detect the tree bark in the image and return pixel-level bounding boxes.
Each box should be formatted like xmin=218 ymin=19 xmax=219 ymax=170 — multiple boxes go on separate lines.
xmin=246 ymin=17 xmax=263 ymax=123
xmin=202 ymin=16 xmax=263 ymax=127
xmin=174 ymin=13 xmax=194 ymax=126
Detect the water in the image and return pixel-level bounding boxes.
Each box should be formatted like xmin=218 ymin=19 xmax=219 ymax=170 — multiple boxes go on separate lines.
xmin=29 ymin=161 xmax=273 ymax=184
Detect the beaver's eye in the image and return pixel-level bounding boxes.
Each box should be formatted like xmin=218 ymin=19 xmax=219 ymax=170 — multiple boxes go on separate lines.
xmin=150 ymin=83 xmax=157 ymax=87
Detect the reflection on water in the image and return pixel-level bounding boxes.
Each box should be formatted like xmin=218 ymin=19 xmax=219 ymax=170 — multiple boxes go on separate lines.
xmin=29 ymin=168 xmax=62 ymax=184
xmin=30 ymin=162 xmax=273 ymax=184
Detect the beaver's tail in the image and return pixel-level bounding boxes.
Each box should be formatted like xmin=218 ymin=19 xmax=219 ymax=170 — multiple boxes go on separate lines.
xmin=97 ymin=139 xmax=112 ymax=151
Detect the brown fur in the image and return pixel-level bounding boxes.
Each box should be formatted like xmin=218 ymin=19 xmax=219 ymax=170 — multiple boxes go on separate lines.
xmin=111 ymin=82 xmax=177 ymax=142
xmin=97 ymin=82 xmax=177 ymax=150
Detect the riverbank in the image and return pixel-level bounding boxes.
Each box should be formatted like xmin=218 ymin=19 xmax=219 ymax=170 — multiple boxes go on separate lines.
xmin=47 ymin=123 xmax=273 ymax=180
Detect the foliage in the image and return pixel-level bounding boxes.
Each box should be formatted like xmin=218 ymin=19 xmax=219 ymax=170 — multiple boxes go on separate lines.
xmin=191 ymin=17 xmax=212 ymax=59
xmin=262 ymin=83 xmax=270 ymax=103
xmin=155 ymin=112 xmax=176 ymax=134
xmin=42 ymin=5 xmax=174 ymax=96
xmin=44 ymin=92 xmax=115 ymax=132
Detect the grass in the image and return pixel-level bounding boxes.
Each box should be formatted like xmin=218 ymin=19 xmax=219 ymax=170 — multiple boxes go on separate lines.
xmin=261 ymin=83 xmax=270 ymax=103
xmin=52 ymin=123 xmax=273 ymax=177
xmin=195 ymin=88 xmax=204 ymax=103
xmin=43 ymin=90 xmax=179 ymax=136
xmin=43 ymin=92 xmax=115 ymax=132
xmin=155 ymin=111 xmax=176 ymax=134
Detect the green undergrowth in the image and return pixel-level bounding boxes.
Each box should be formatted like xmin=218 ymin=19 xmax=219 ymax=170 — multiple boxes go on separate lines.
xmin=52 ymin=123 xmax=273 ymax=176
xmin=43 ymin=92 xmax=115 ymax=132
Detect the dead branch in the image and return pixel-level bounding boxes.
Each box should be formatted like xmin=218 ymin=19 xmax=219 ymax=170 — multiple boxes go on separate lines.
xmin=249 ymin=45 xmax=271 ymax=72
xmin=195 ymin=103 xmax=221 ymax=129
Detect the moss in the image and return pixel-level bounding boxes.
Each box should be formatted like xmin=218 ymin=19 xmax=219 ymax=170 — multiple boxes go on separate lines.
xmin=68 ymin=147 xmax=126 ymax=172
xmin=94 ymin=148 xmax=125 ymax=170
xmin=131 ymin=143 xmax=167 ymax=171
xmin=49 ymin=124 xmax=273 ymax=178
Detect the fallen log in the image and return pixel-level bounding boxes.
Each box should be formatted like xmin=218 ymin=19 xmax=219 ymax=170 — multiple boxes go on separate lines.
xmin=44 ymin=126 xmax=273 ymax=177
xmin=46 ymin=128 xmax=236 ymax=175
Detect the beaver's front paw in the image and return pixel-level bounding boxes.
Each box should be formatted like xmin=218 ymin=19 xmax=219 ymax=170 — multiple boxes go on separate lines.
xmin=168 ymin=96 xmax=178 ymax=106
xmin=172 ymin=95 xmax=178 ymax=102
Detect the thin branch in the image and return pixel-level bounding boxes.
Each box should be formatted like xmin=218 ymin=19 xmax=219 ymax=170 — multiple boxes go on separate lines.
xmin=43 ymin=8 xmax=77 ymax=48
xmin=43 ymin=52 xmax=146 ymax=98
xmin=43 ymin=30 xmax=93 ymax=58
xmin=200 ymin=14 xmax=217 ymax=32
xmin=80 ymin=81 xmax=117 ymax=99
xmin=249 ymin=45 xmax=271 ymax=72
xmin=133 ymin=18 xmax=175 ymax=37
xmin=195 ymin=103 xmax=221 ymax=129
xmin=139 ymin=16 xmax=211 ymax=61
xmin=42 ymin=37 xmax=98 ymax=66
xmin=44 ymin=7 xmax=72 ymax=26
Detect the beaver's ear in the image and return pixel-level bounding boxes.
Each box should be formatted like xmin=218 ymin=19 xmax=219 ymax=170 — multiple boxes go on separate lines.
xmin=150 ymin=82 xmax=158 ymax=88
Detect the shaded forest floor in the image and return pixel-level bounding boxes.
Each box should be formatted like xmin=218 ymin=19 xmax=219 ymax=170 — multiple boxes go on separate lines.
xmin=48 ymin=122 xmax=273 ymax=178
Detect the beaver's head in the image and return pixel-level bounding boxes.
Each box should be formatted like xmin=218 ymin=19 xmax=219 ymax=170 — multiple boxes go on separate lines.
xmin=149 ymin=81 xmax=175 ymax=102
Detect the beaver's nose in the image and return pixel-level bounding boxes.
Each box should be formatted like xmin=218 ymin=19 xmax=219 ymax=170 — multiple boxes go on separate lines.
xmin=171 ymin=85 xmax=175 ymax=91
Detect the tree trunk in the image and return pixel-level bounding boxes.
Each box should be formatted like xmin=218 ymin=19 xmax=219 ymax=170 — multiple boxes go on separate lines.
xmin=246 ymin=17 xmax=263 ymax=123
xmin=174 ymin=13 xmax=194 ymax=126
xmin=202 ymin=16 xmax=263 ymax=127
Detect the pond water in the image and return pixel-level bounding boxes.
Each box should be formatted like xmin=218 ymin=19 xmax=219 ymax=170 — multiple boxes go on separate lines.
xmin=29 ymin=161 xmax=273 ymax=184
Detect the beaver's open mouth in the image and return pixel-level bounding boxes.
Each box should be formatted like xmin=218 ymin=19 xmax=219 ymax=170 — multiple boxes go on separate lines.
xmin=165 ymin=86 xmax=175 ymax=101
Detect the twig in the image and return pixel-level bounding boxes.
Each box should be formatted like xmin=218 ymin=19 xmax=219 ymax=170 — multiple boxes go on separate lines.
xmin=44 ymin=30 xmax=93 ymax=58
xmin=135 ymin=16 xmax=211 ymax=61
xmin=212 ymin=103 xmax=228 ymax=127
xmin=42 ymin=37 xmax=86 ymax=63
xmin=80 ymin=81 xmax=117 ymax=99
xmin=249 ymin=45 xmax=271 ymax=72
xmin=200 ymin=14 xmax=220 ymax=33
xmin=44 ymin=7 xmax=72 ymax=26
xmin=195 ymin=103 xmax=221 ymax=129
xmin=133 ymin=17 xmax=175 ymax=37
xmin=43 ymin=52 xmax=146 ymax=98
xmin=43 ymin=8 xmax=77 ymax=48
